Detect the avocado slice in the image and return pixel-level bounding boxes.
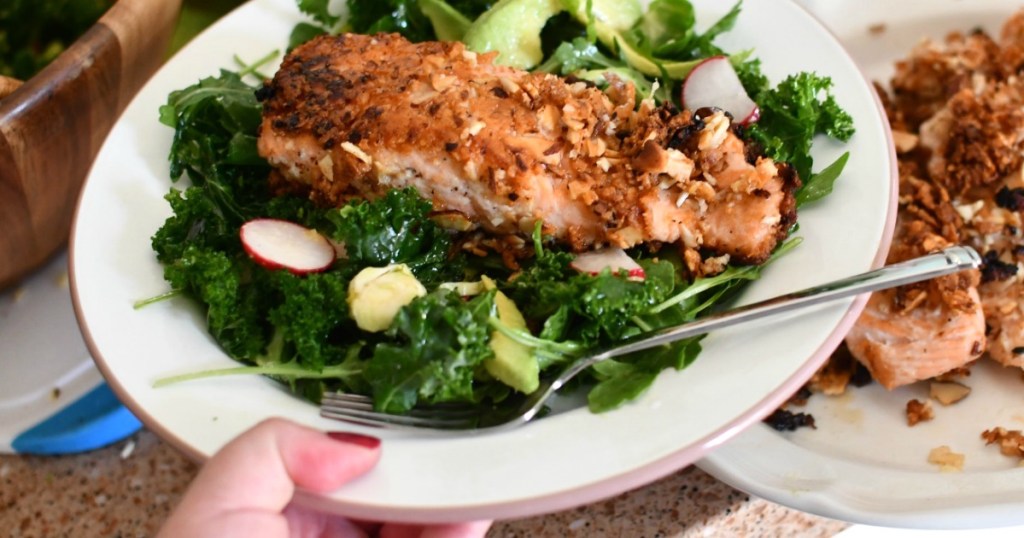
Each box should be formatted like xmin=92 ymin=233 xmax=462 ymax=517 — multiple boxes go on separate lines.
xmin=418 ymin=0 xmax=472 ymax=42
xmin=485 ymin=290 xmax=540 ymax=394
xmin=462 ymin=0 xmax=563 ymax=69
xmin=567 ymin=0 xmax=642 ymax=32
xmin=463 ymin=0 xmax=643 ymax=70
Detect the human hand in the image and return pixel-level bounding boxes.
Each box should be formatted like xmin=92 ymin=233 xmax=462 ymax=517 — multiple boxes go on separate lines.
xmin=159 ymin=418 xmax=491 ymax=538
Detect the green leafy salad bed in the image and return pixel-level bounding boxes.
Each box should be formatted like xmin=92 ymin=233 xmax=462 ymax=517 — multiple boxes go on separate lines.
xmin=146 ymin=0 xmax=854 ymax=416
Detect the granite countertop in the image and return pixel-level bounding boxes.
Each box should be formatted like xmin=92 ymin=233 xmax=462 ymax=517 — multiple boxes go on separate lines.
xmin=1 ymin=429 xmax=847 ymax=537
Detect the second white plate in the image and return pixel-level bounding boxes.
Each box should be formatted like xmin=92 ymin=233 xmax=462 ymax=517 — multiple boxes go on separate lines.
xmin=699 ymin=0 xmax=1024 ymax=529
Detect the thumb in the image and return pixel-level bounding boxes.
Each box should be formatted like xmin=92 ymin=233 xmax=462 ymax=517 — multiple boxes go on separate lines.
xmin=160 ymin=418 xmax=380 ymax=537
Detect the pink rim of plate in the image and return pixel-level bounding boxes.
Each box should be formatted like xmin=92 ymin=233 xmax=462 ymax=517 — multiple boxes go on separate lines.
xmin=68 ymin=6 xmax=898 ymax=526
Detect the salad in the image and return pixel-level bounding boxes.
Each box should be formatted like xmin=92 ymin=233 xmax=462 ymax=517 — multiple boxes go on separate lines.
xmin=0 ymin=0 xmax=113 ymax=80
xmin=145 ymin=0 xmax=854 ymax=417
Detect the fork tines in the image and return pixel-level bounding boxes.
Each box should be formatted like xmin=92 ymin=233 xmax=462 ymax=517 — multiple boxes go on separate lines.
xmin=320 ymin=392 xmax=483 ymax=429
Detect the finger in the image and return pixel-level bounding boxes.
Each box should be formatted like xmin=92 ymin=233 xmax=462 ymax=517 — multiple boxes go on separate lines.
xmin=160 ymin=418 xmax=380 ymax=535
xmin=380 ymin=521 xmax=493 ymax=538
xmin=283 ymin=503 xmax=369 ymax=538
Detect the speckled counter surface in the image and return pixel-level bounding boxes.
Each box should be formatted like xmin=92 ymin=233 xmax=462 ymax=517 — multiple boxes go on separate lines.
xmin=1 ymin=429 xmax=847 ymax=537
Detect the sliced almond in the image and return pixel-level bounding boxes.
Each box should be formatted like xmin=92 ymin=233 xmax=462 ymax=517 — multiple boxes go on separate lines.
xmin=891 ymin=130 xmax=919 ymax=153
xmin=929 ymin=380 xmax=972 ymax=406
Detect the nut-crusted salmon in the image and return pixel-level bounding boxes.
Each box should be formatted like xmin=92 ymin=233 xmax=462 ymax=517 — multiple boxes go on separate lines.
xmin=842 ymin=11 xmax=1024 ymax=388
xmin=256 ymin=33 xmax=798 ymax=267
xmin=844 ymin=172 xmax=986 ymax=388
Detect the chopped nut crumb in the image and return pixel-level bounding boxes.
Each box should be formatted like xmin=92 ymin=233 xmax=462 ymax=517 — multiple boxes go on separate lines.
xmin=933 ymin=366 xmax=973 ymax=382
xmin=868 ymin=23 xmax=887 ymax=35
xmin=807 ymin=344 xmax=870 ymax=395
xmin=906 ymin=399 xmax=934 ymax=426
xmin=929 ymin=381 xmax=972 ymax=405
xmin=981 ymin=427 xmax=1024 ymax=458
xmin=891 ymin=130 xmax=919 ymax=153
xmin=927 ymin=445 xmax=965 ymax=472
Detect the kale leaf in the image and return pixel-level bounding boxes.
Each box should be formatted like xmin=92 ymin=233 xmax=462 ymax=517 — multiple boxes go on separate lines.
xmin=163 ymin=245 xmax=270 ymax=359
xmin=326 ymin=189 xmax=460 ymax=284
xmin=505 ymin=248 xmax=676 ymax=344
xmin=745 ymin=72 xmax=855 ymax=188
xmin=366 ymin=290 xmax=495 ymax=413
xmin=268 ymin=271 xmax=353 ymax=371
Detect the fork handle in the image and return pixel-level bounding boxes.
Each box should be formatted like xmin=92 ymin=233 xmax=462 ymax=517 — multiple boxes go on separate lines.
xmin=584 ymin=245 xmax=981 ymax=366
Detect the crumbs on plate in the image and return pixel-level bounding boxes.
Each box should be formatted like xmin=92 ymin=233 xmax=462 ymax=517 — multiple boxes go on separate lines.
xmin=771 ymin=9 xmax=1024 ymax=438
xmin=981 ymin=427 xmax=1024 ymax=461
xmin=928 ymin=445 xmax=965 ymax=472
xmin=905 ymin=399 xmax=934 ymax=426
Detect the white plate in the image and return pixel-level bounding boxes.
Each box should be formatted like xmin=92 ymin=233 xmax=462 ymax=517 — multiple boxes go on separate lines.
xmin=70 ymin=0 xmax=894 ymax=523
xmin=0 ymin=252 xmax=139 ymax=454
xmin=699 ymin=0 xmax=1024 ymax=530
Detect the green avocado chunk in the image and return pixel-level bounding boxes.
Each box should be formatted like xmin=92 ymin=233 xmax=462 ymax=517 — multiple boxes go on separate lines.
xmin=568 ymin=0 xmax=642 ymax=32
xmin=462 ymin=0 xmax=563 ymax=69
xmin=463 ymin=0 xmax=642 ymax=70
xmin=418 ymin=0 xmax=473 ymax=41
xmin=485 ymin=291 xmax=540 ymax=394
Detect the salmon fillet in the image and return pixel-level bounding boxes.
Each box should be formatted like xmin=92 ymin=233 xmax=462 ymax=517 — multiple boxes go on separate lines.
xmin=846 ymin=287 xmax=985 ymax=389
xmin=841 ymin=11 xmax=1024 ymax=388
xmin=256 ymin=33 xmax=798 ymax=266
xmin=844 ymin=174 xmax=985 ymax=388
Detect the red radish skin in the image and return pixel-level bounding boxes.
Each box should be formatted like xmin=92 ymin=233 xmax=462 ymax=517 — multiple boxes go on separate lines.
xmin=682 ymin=55 xmax=759 ymax=125
xmin=570 ymin=248 xmax=646 ymax=281
xmin=240 ymin=218 xmax=336 ymax=275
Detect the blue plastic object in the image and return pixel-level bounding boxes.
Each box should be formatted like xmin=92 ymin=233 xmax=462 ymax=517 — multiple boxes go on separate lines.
xmin=11 ymin=383 xmax=141 ymax=455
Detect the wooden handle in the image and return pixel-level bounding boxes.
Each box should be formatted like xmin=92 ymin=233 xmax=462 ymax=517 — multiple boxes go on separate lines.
xmin=0 ymin=0 xmax=183 ymax=290
xmin=0 ymin=76 xmax=22 ymax=100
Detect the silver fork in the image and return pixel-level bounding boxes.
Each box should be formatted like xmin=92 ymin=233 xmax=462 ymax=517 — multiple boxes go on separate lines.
xmin=321 ymin=246 xmax=981 ymax=434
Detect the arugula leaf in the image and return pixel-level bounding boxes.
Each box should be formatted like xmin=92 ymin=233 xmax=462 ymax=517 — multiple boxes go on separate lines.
xmin=158 ymin=70 xmax=269 ymax=222
xmin=367 ymin=290 xmax=495 ymax=413
xmin=297 ymin=0 xmax=340 ymax=26
xmin=640 ymin=0 xmax=695 ymax=53
xmin=288 ymin=22 xmax=328 ymax=51
xmin=535 ymin=37 xmax=619 ymax=74
xmin=154 ymin=347 xmax=365 ymax=394
xmin=797 ymin=151 xmax=850 ymax=206
xmin=587 ymin=336 xmax=702 ymax=412
xmin=688 ymin=0 xmax=740 ymax=57
xmin=590 ymin=0 xmax=741 ymax=81
xmin=587 ymin=360 xmax=657 ymax=413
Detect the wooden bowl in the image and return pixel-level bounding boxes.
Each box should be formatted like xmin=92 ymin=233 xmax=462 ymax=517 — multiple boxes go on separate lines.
xmin=0 ymin=0 xmax=183 ymax=290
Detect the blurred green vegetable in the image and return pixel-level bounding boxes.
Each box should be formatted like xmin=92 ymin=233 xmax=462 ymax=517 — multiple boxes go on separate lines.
xmin=0 ymin=0 xmax=113 ymax=80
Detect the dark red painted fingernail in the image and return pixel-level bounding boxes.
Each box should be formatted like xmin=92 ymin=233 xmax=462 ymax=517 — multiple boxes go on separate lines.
xmin=327 ymin=431 xmax=381 ymax=450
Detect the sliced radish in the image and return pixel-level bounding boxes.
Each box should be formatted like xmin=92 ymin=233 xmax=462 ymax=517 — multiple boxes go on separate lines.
xmin=240 ymin=218 xmax=336 ymax=274
xmin=570 ymin=248 xmax=645 ymax=281
xmin=682 ymin=55 xmax=759 ymax=125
